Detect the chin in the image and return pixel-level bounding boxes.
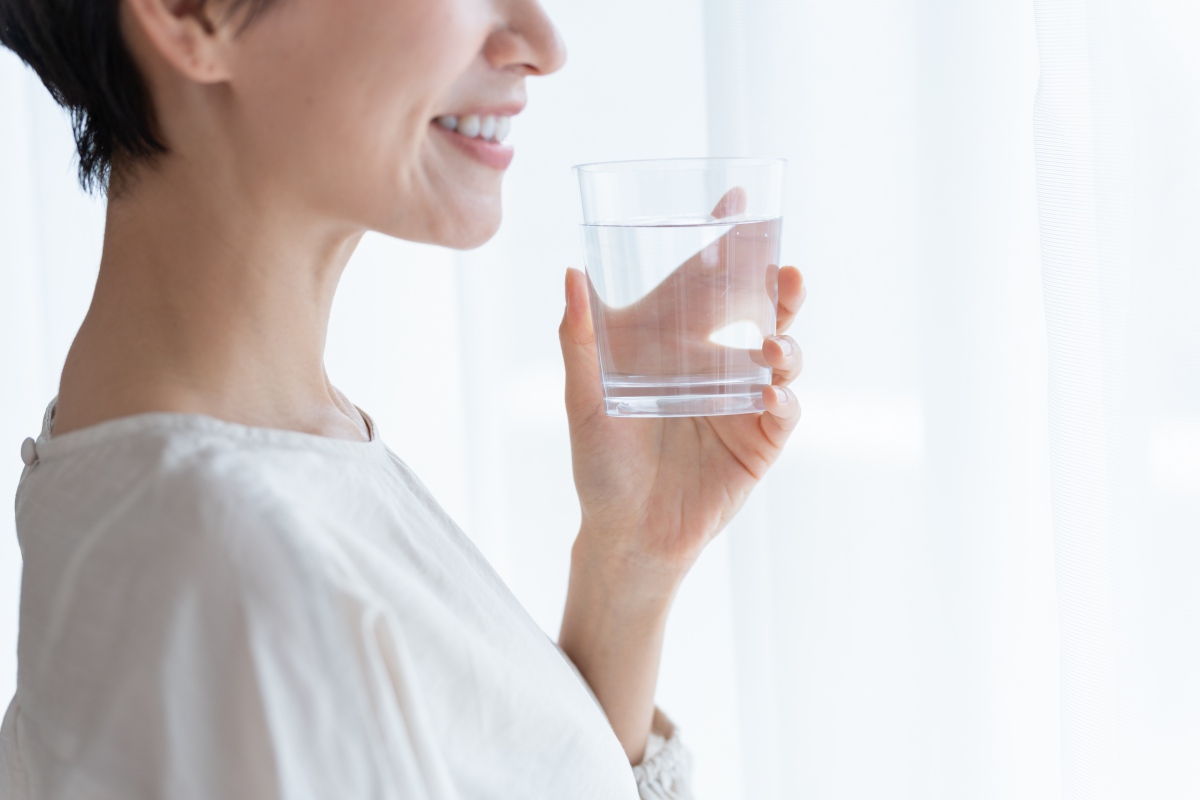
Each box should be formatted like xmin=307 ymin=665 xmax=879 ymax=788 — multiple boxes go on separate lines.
xmin=448 ymin=216 xmax=501 ymax=249
xmin=411 ymin=200 xmax=502 ymax=250
xmin=375 ymin=182 xmax=504 ymax=249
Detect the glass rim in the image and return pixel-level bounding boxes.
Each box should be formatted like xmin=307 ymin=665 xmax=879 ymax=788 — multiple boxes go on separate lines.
xmin=572 ymin=156 xmax=786 ymax=174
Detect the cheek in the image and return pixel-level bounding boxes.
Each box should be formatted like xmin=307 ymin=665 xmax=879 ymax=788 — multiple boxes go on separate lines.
xmin=233 ymin=0 xmax=485 ymax=220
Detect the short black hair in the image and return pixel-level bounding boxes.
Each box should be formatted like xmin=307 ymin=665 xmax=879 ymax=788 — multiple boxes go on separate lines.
xmin=0 ymin=0 xmax=274 ymax=192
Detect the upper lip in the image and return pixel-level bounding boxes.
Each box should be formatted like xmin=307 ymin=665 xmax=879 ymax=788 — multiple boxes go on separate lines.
xmin=434 ymin=100 xmax=526 ymax=119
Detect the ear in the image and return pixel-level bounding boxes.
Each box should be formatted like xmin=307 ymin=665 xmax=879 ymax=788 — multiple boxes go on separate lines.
xmin=122 ymin=0 xmax=235 ymax=84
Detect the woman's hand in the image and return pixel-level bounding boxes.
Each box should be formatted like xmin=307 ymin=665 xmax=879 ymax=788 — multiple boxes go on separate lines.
xmin=556 ymin=255 xmax=804 ymax=764
xmin=560 ymin=262 xmax=805 ymax=591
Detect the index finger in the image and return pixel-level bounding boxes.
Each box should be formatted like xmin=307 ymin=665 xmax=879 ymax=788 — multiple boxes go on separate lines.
xmin=776 ymin=266 xmax=805 ymax=333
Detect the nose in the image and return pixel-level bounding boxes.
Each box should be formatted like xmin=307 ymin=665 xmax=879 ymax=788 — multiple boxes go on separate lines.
xmin=484 ymin=0 xmax=567 ymax=77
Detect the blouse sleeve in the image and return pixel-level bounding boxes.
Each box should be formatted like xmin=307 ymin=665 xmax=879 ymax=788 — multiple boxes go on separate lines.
xmin=551 ymin=642 xmax=695 ymax=799
xmin=632 ymin=707 xmax=694 ymax=800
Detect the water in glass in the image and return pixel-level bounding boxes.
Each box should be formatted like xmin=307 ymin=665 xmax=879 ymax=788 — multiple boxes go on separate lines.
xmin=580 ymin=216 xmax=781 ymax=417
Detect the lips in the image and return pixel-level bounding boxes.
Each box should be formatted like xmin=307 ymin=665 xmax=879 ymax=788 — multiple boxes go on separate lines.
xmin=432 ymin=114 xmax=515 ymax=170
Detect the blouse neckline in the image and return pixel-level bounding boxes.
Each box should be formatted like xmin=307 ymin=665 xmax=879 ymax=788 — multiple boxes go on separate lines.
xmin=32 ymin=396 xmax=388 ymax=464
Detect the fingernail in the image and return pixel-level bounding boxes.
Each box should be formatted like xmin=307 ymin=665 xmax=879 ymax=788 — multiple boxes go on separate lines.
xmin=773 ymin=337 xmax=793 ymax=357
xmin=774 ymin=386 xmax=789 ymax=404
xmin=564 ymin=270 xmax=572 ymax=305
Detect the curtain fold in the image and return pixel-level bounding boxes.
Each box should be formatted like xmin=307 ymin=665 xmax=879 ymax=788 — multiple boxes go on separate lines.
xmin=707 ymin=1 xmax=1060 ymax=797
xmin=1033 ymin=0 xmax=1200 ymax=796
xmin=1032 ymin=1 xmax=1123 ymax=795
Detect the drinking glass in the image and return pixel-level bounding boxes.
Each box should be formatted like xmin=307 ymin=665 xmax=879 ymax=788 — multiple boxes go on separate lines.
xmin=575 ymin=157 xmax=786 ymax=417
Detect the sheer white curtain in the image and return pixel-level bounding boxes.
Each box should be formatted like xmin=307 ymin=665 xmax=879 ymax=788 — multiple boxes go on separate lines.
xmin=1034 ymin=0 xmax=1200 ymax=796
xmin=1 ymin=1 xmax=1197 ymax=798
xmin=705 ymin=2 xmax=1060 ymax=797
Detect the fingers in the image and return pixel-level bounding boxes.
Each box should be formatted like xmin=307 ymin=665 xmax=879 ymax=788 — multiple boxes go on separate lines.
xmin=761 ymin=332 xmax=803 ymax=452
xmin=775 ymin=266 xmax=805 ymax=333
xmin=559 ymin=268 xmax=606 ymax=423
xmin=710 ymin=186 xmax=747 ymax=220
xmin=759 ymin=385 xmax=802 ymax=449
xmin=763 ymin=335 xmax=803 ymax=386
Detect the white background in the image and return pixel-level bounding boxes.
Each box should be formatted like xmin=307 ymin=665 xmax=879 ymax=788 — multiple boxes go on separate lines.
xmin=2 ymin=1 xmax=1197 ymax=798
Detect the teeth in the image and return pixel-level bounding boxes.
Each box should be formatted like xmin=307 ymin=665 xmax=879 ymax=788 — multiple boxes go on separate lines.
xmin=480 ymin=115 xmax=497 ymax=141
xmin=434 ymin=113 xmax=513 ymax=143
xmin=458 ymin=114 xmax=481 ymax=138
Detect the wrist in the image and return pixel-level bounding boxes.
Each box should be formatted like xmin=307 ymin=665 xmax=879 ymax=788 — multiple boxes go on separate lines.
xmin=560 ymin=529 xmax=683 ymax=765
xmin=568 ymin=532 xmax=686 ymax=618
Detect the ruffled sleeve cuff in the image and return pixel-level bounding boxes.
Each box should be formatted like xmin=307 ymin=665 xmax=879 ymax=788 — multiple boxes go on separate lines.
xmin=632 ymin=707 xmax=694 ymax=800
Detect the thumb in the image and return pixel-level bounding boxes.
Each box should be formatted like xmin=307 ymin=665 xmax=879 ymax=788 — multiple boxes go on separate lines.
xmin=559 ymin=268 xmax=605 ymax=423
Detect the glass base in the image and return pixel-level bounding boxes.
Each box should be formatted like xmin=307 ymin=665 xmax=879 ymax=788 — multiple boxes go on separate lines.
xmin=603 ymin=390 xmax=766 ymax=418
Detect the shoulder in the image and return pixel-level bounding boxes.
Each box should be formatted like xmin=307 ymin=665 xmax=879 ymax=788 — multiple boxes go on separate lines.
xmin=20 ymin=420 xmax=332 ymax=572
xmin=15 ymin=426 xmax=352 ymax=686
xmin=12 ymin=430 xmax=384 ymax=799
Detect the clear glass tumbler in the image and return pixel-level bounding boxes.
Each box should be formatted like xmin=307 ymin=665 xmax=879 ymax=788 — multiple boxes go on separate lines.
xmin=575 ymin=157 xmax=786 ymax=417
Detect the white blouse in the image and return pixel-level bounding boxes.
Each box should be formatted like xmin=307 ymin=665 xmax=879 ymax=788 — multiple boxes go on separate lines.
xmin=0 ymin=400 xmax=693 ymax=799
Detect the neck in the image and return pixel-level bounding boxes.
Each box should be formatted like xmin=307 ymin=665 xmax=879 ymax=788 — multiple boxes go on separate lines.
xmin=55 ymin=157 xmax=370 ymax=441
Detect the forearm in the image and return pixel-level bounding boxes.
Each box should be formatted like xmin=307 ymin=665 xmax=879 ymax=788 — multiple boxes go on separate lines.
xmin=557 ymin=534 xmax=683 ymax=765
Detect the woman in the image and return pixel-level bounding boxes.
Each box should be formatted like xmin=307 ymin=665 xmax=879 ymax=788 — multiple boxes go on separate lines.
xmin=0 ymin=0 xmax=805 ymax=797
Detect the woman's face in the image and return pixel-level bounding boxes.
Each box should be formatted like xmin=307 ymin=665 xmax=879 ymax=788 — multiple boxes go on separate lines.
xmin=140 ymin=0 xmax=565 ymax=248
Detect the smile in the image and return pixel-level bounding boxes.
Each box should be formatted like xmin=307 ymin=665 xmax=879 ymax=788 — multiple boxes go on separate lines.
xmin=432 ymin=113 xmax=515 ymax=170
xmin=434 ymin=114 xmax=512 ymax=143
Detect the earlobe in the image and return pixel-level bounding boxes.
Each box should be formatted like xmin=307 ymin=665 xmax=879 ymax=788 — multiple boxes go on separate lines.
xmin=122 ymin=0 xmax=233 ymax=84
